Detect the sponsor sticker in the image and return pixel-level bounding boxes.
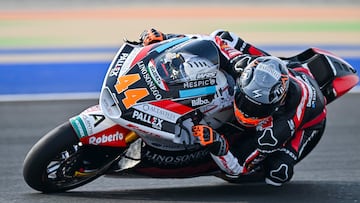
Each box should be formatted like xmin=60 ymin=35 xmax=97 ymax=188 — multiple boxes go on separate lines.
xmin=143 ymin=148 xmax=209 ymax=166
xmin=80 ymin=125 xmax=128 ymax=147
xmin=191 ymin=97 xmax=210 ymax=107
xmin=183 ymin=78 xmax=216 ymax=89
xmin=132 ymin=110 xmax=164 ymax=130
xmin=148 ymin=59 xmax=169 ymax=91
xmin=69 ymin=116 xmax=88 ymax=138
xmin=133 ymin=103 xmax=181 ymax=123
xmin=109 ymin=53 xmax=129 ymax=77
xmin=196 ymin=71 xmax=217 ymax=79
xmin=108 ymin=44 xmax=134 ymax=77
xmin=138 ymin=61 xmax=163 ymax=100
xmin=257 ymin=63 xmax=281 ymax=80
xmin=179 ymin=86 xmax=216 ymax=98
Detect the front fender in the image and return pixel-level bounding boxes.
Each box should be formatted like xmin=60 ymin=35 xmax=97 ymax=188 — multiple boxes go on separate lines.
xmin=69 ymin=105 xmax=132 ymax=147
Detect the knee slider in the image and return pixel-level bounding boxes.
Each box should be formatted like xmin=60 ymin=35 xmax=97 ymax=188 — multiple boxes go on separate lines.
xmin=265 ymin=156 xmax=294 ymax=185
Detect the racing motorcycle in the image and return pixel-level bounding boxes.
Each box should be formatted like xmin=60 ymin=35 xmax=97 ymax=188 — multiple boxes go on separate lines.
xmin=23 ymin=36 xmax=359 ymax=193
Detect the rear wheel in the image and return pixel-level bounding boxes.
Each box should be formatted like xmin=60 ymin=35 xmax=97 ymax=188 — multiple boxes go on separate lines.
xmin=23 ymin=122 xmax=122 ymax=193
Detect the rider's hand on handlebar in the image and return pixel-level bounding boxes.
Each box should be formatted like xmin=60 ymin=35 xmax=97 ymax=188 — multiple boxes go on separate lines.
xmin=192 ymin=125 xmax=228 ymax=156
xmin=140 ymin=28 xmax=166 ymax=46
xmin=230 ymin=54 xmax=256 ymax=75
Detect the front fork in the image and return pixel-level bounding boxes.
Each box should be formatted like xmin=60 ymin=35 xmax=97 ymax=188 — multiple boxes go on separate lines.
xmin=124 ymin=131 xmax=139 ymax=144
xmin=68 ymin=105 xmax=140 ymax=177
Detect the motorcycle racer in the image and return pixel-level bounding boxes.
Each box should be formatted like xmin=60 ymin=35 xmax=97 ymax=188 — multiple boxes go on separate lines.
xmin=139 ymin=28 xmax=327 ymax=186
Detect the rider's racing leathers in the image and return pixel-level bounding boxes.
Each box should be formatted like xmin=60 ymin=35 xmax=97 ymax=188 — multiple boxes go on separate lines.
xmin=140 ymin=29 xmax=327 ymax=186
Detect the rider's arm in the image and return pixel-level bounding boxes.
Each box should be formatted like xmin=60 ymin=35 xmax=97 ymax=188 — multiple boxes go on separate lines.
xmin=192 ymin=125 xmax=243 ymax=175
xmin=242 ymin=105 xmax=298 ymax=173
xmin=210 ymin=29 xmax=270 ymax=56
xmin=211 ymin=30 xmax=269 ymax=77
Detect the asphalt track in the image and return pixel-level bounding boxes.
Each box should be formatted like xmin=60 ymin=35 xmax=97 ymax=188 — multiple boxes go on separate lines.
xmin=1 ymin=1 xmax=360 ymax=202
xmin=0 ymin=94 xmax=359 ymax=203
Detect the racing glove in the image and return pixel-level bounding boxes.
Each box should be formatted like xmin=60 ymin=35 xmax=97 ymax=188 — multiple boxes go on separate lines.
xmin=192 ymin=125 xmax=228 ymax=156
xmin=229 ymin=54 xmax=257 ymax=75
xmin=192 ymin=125 xmax=243 ymax=176
xmin=140 ymin=28 xmax=166 ymax=46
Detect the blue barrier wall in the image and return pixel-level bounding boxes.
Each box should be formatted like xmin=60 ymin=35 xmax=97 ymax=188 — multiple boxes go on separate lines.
xmin=0 ymin=62 xmax=109 ymax=94
xmin=1 ymin=46 xmax=359 ymax=96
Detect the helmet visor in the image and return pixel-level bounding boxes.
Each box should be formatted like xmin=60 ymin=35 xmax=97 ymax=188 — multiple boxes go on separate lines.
xmin=234 ymin=91 xmax=277 ymax=119
xmin=234 ymin=106 xmax=269 ymax=126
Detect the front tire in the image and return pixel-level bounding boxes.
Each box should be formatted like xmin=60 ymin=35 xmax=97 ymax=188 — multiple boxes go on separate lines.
xmin=23 ymin=122 xmax=107 ymax=193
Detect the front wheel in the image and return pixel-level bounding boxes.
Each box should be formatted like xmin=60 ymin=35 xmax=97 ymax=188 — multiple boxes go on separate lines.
xmin=23 ymin=122 xmax=121 ymax=193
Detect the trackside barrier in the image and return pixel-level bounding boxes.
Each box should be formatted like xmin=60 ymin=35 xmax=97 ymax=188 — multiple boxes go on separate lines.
xmin=0 ymin=46 xmax=359 ymax=101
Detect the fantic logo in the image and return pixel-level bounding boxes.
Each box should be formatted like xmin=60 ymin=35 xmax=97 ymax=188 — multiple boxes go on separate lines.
xmin=88 ymin=131 xmax=124 ymax=145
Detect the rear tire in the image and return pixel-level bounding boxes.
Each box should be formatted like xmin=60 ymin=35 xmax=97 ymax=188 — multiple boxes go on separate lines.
xmin=23 ymin=122 xmax=105 ymax=193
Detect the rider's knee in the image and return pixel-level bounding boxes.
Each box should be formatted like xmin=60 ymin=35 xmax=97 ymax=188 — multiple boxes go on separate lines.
xmin=265 ymin=162 xmax=294 ymax=186
xmin=264 ymin=150 xmax=296 ymax=186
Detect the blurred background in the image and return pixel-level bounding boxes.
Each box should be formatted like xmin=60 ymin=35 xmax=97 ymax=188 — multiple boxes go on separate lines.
xmin=0 ymin=0 xmax=359 ymax=101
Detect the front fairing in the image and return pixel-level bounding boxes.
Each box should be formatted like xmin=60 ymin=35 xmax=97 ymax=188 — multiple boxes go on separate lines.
xmin=100 ymin=37 xmax=221 ymax=139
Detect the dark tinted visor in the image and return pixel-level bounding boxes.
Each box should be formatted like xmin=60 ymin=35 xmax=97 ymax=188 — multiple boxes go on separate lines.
xmin=235 ymin=91 xmax=276 ymax=118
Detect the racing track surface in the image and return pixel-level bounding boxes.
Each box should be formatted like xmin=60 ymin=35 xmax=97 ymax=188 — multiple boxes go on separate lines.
xmin=0 ymin=94 xmax=360 ymax=203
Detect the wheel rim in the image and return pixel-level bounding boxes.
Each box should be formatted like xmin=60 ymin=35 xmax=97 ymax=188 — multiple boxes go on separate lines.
xmin=43 ymin=143 xmax=100 ymax=190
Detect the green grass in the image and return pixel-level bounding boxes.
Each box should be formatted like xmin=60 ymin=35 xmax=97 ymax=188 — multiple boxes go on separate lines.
xmin=0 ymin=37 xmax=51 ymax=46
xmin=0 ymin=20 xmax=359 ymax=47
